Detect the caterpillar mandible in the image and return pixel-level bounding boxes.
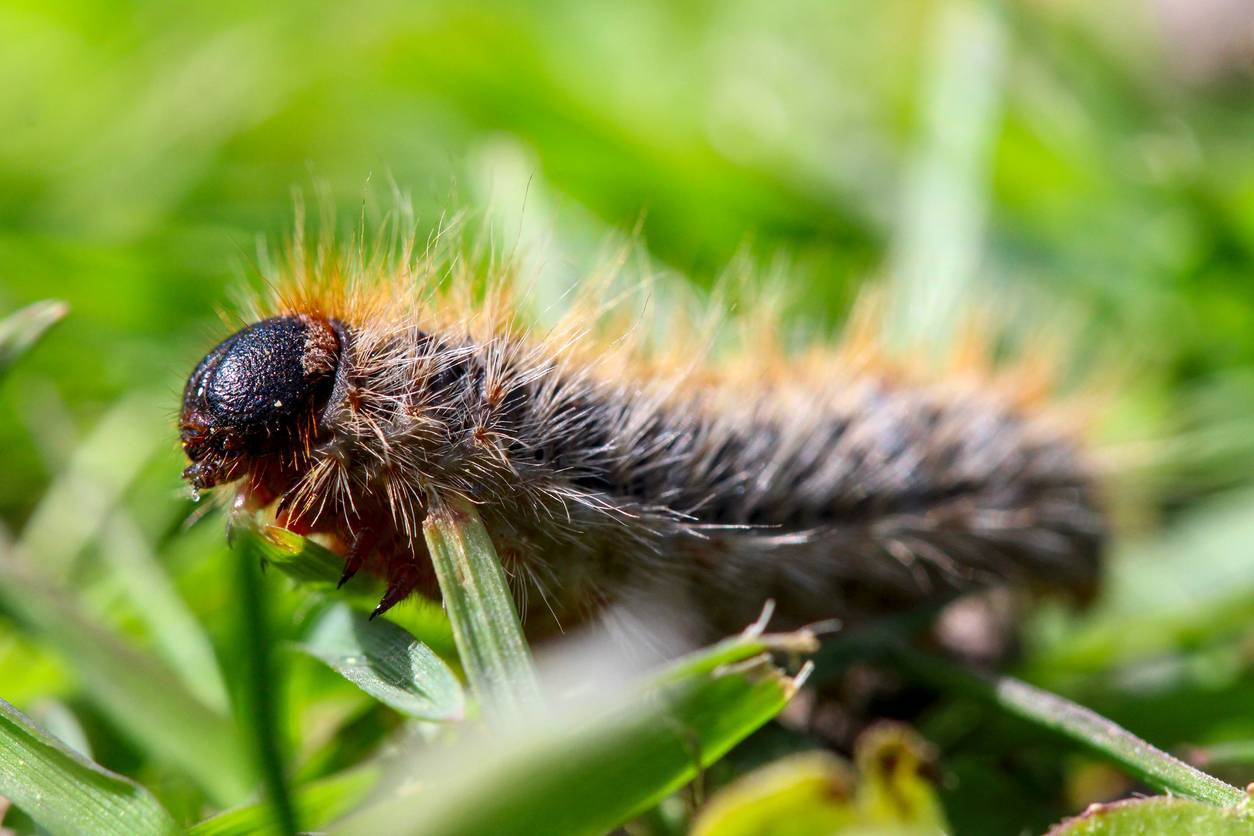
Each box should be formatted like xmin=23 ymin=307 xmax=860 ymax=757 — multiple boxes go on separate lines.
xmin=179 ymin=225 xmax=1105 ymax=642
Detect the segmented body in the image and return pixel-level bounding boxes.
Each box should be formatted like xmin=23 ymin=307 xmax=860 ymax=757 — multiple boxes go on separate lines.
xmin=231 ymin=299 xmax=1103 ymax=640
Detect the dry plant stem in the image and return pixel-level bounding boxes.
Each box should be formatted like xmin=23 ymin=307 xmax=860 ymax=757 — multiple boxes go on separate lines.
xmin=422 ymin=497 xmax=542 ymax=723
xmin=887 ymin=645 xmax=1246 ymax=808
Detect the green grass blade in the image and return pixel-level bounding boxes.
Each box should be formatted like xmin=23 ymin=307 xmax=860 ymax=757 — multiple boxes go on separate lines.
xmin=16 ymin=390 xmax=229 ymax=711
xmin=233 ymin=533 xmax=299 ymax=836
xmin=1047 ymin=795 xmax=1254 ymax=835
xmin=299 ymin=602 xmax=464 ymax=721
xmin=98 ymin=513 xmax=231 ymax=712
xmin=0 ymin=552 xmax=252 ymax=805
xmin=888 ymin=646 xmax=1247 ymax=808
xmin=0 ymin=698 xmax=179 ymax=836
xmin=189 ymin=764 xmax=383 ymax=836
xmin=18 ymin=394 xmax=166 ymax=578
xmin=249 ymin=524 xmax=457 ymax=658
xmin=422 ymin=499 xmax=540 ymax=723
xmin=0 ymin=300 xmax=67 ymax=377
xmin=27 ymin=699 xmax=93 ymax=759
xmin=335 ymin=630 xmax=812 ymax=836
xmin=252 ymin=525 xmax=382 ymax=593
xmin=886 ymin=1 xmax=1004 ymax=345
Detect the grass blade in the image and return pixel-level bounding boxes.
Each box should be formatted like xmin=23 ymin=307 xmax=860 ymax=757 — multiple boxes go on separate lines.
xmin=422 ymin=499 xmax=540 ymax=723
xmin=0 ymin=698 xmax=179 ymax=836
xmin=1048 ymin=795 xmax=1254 ymax=834
xmin=18 ymin=394 xmax=167 ymax=578
xmin=252 ymin=525 xmax=382 ymax=595
xmin=0 ymin=300 xmax=67 ymax=377
xmin=98 ymin=512 xmax=231 ymax=711
xmin=299 ymin=603 xmax=464 ymax=721
xmin=250 ymin=524 xmax=457 ymax=658
xmin=27 ymin=700 xmax=93 ymax=759
xmin=888 ymin=646 xmax=1247 ymax=807
xmin=233 ymin=533 xmax=299 ymax=835
xmin=16 ymin=390 xmax=229 ymax=711
xmin=886 ymin=1 xmax=1004 ymax=346
xmin=190 ymin=764 xmax=383 ymax=836
xmin=0 ymin=551 xmax=251 ymax=805
xmin=336 ymin=628 xmax=813 ymax=836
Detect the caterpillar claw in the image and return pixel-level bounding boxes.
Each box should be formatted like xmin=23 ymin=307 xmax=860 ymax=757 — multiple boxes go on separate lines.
xmin=338 ymin=528 xmax=378 ymax=589
xmin=368 ymin=590 xmax=399 ymax=620
xmin=337 ymin=559 xmax=361 ymax=589
xmin=369 ymin=568 xmax=418 ymax=620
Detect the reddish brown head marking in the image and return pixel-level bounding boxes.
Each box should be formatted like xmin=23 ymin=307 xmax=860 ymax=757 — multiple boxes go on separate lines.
xmin=180 ymin=315 xmax=343 ymax=491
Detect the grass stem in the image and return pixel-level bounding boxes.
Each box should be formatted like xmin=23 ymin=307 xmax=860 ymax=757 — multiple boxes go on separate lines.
xmin=423 ymin=497 xmax=541 ymax=724
xmin=233 ymin=536 xmax=299 ymax=834
xmin=885 ymin=645 xmax=1246 ymax=808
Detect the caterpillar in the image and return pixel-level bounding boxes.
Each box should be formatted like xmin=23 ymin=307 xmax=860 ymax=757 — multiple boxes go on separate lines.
xmin=178 ymin=225 xmax=1105 ymax=643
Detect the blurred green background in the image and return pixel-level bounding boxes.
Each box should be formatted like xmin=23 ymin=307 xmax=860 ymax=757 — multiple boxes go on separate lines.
xmin=1 ymin=0 xmax=1252 ymax=832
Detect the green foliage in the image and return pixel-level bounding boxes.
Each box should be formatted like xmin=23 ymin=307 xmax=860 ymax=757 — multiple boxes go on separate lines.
xmin=0 ymin=547 xmax=251 ymax=806
xmin=231 ymin=533 xmax=299 ymax=835
xmin=887 ymin=646 xmax=1246 ymax=807
xmin=186 ymin=767 xmax=381 ymax=836
xmin=0 ymin=699 xmax=178 ymax=836
xmin=189 ymin=766 xmax=381 ymax=836
xmin=1047 ymin=793 xmax=1254 ymax=836
xmin=0 ymin=301 xmax=66 ymax=378
xmin=422 ymin=499 xmax=542 ymax=722
xmin=298 ymin=602 xmax=464 ymax=722
xmin=337 ymin=627 xmax=810 ymax=836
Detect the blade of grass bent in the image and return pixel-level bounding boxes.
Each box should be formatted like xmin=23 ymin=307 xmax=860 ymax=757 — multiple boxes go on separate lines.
xmin=0 ymin=698 xmax=179 ymax=836
xmin=298 ymin=602 xmax=464 ymax=722
xmin=422 ymin=499 xmax=541 ymax=723
xmin=0 ymin=551 xmax=251 ymax=805
xmin=18 ymin=394 xmax=165 ymax=578
xmin=97 ymin=512 xmax=231 ymax=711
xmin=16 ymin=388 xmax=229 ymax=711
xmin=888 ymin=645 xmax=1246 ymax=807
xmin=0 ymin=299 xmax=67 ymax=377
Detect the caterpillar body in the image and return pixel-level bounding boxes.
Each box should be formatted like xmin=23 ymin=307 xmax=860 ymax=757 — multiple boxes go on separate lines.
xmin=179 ymin=235 xmax=1105 ymax=642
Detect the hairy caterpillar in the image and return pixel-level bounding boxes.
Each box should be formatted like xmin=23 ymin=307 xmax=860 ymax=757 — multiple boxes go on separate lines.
xmin=179 ymin=227 xmax=1105 ymax=642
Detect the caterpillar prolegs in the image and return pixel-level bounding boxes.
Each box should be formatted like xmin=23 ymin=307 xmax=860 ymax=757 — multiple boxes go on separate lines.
xmin=178 ymin=234 xmax=1105 ymax=643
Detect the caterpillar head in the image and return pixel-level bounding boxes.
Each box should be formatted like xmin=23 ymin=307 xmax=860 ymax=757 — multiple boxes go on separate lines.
xmin=180 ymin=315 xmax=342 ymax=491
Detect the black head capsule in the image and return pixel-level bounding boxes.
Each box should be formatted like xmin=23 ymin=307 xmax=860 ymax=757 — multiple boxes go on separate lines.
xmin=180 ymin=315 xmax=343 ymax=490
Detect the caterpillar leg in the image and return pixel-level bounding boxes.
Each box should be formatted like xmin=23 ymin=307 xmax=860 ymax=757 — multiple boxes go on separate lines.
xmin=370 ymin=556 xmax=423 ymax=620
xmin=337 ymin=527 xmax=379 ymax=589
